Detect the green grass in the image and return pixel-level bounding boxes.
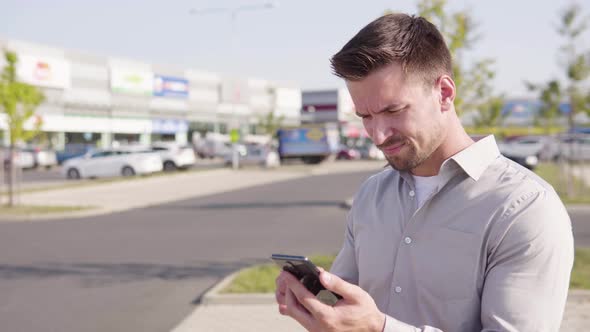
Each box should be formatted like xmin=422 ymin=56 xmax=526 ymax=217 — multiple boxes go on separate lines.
xmin=221 ymin=254 xmax=336 ymax=294
xmin=465 ymin=126 xmax=565 ymax=139
xmin=223 ymin=249 xmax=590 ymax=293
xmin=571 ymin=248 xmax=590 ymax=289
xmin=534 ymin=163 xmax=590 ymax=204
xmin=0 ymin=204 xmax=93 ymax=215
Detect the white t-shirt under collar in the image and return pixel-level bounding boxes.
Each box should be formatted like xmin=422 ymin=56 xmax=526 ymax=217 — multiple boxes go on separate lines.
xmin=412 ymin=174 xmax=440 ymax=209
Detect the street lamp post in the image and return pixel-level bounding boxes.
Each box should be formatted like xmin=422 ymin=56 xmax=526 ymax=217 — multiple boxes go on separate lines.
xmin=189 ymin=2 xmax=278 ymax=170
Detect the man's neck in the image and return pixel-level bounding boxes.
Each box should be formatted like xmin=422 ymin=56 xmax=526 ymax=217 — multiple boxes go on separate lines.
xmin=411 ymin=122 xmax=474 ymax=177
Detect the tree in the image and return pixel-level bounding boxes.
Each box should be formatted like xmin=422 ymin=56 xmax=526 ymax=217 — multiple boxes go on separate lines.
xmin=0 ymin=50 xmax=45 ymax=206
xmin=256 ymin=111 xmax=284 ymax=138
xmin=526 ymin=80 xmax=562 ymax=133
xmin=473 ymin=95 xmax=505 ymax=128
xmin=557 ymin=3 xmax=590 ymax=129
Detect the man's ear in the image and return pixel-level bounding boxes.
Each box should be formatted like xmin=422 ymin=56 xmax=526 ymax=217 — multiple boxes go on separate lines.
xmin=437 ymin=75 xmax=456 ymax=112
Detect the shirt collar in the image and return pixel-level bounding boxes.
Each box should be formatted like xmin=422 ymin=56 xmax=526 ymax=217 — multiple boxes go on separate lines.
xmin=399 ymin=135 xmax=500 ymax=185
xmin=450 ymin=135 xmax=500 ymax=181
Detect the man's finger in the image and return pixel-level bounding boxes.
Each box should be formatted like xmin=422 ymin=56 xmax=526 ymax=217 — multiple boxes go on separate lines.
xmin=276 ymin=271 xmax=287 ymax=293
xmin=285 ymin=274 xmax=330 ymax=318
xmin=276 ymin=289 xmax=286 ymax=305
xmin=285 ymin=287 xmax=314 ymax=330
xmin=319 ymin=269 xmax=361 ymax=302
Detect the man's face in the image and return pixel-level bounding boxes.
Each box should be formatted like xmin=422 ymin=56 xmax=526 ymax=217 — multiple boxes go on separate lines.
xmin=346 ymin=63 xmax=444 ymax=173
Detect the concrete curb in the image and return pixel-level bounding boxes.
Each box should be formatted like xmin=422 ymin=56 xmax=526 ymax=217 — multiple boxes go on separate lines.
xmin=0 ymin=207 xmax=113 ymax=222
xmin=567 ymin=289 xmax=590 ymax=301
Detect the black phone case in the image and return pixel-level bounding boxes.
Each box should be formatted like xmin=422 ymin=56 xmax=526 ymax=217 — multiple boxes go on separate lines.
xmin=271 ymin=254 xmax=342 ymax=304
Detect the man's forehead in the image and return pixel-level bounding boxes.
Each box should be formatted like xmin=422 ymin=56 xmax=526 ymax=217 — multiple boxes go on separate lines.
xmin=346 ymin=81 xmax=405 ymax=114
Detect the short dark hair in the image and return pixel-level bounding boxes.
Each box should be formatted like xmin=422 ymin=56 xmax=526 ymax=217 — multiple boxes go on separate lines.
xmin=330 ymin=13 xmax=452 ymax=86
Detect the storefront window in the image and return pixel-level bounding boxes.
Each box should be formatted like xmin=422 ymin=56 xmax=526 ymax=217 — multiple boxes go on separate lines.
xmin=113 ymin=134 xmax=140 ymax=145
xmin=152 ymin=134 xmax=176 ymax=142
xmin=66 ymin=132 xmax=100 ymax=145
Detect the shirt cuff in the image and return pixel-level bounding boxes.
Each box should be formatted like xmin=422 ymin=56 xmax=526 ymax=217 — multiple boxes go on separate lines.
xmin=383 ymin=314 xmax=421 ymax=332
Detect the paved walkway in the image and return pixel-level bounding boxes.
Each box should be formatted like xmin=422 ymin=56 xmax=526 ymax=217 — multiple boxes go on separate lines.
xmin=172 ymin=292 xmax=590 ymax=332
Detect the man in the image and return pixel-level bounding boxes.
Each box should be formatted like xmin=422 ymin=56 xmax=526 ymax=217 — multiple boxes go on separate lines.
xmin=275 ymin=13 xmax=574 ymax=332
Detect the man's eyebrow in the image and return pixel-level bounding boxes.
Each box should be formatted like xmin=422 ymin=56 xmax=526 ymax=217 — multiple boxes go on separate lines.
xmin=355 ymin=104 xmax=405 ymax=117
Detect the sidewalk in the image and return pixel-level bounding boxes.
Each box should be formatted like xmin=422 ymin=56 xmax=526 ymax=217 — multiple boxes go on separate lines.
xmin=172 ymin=297 xmax=590 ymax=332
xmin=172 ymin=272 xmax=590 ymax=332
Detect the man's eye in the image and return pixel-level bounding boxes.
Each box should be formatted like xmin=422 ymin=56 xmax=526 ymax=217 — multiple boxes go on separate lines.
xmin=388 ymin=106 xmax=407 ymax=114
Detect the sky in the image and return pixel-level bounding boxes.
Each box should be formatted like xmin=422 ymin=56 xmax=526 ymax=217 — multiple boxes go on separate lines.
xmin=0 ymin=0 xmax=589 ymax=98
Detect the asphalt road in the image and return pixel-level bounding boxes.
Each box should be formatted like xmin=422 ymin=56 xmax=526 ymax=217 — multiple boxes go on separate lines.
xmin=0 ymin=170 xmax=588 ymax=332
xmin=0 ymin=170 xmax=373 ymax=332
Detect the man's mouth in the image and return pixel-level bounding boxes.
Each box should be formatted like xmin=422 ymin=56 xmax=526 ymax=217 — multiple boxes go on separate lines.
xmin=380 ymin=142 xmax=405 ymax=155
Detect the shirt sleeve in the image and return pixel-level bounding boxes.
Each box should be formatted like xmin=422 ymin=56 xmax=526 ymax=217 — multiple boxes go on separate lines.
xmin=480 ymin=189 xmax=574 ymax=331
xmin=329 ymin=202 xmax=359 ymax=285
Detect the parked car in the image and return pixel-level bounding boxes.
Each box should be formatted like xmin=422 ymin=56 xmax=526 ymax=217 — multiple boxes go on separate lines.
xmin=497 ymin=135 xmax=559 ymax=161
xmin=503 ymin=153 xmax=539 ymax=170
xmin=150 ymin=142 xmax=196 ymax=171
xmin=2 ymin=148 xmax=35 ymax=169
xmin=57 ymin=144 xmax=95 ymax=164
xmin=357 ymin=144 xmax=385 ymax=160
xmin=23 ymin=146 xmax=58 ymax=169
xmin=336 ymin=144 xmax=361 ymax=160
xmin=194 ymin=133 xmax=232 ymax=159
xmin=555 ymin=134 xmax=590 ymax=161
xmin=62 ymin=149 xmax=163 ymax=179
xmin=224 ymin=144 xmax=280 ymax=168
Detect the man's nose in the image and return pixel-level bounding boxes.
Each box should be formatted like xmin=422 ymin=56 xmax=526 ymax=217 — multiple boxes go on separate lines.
xmin=370 ymin=119 xmax=392 ymax=146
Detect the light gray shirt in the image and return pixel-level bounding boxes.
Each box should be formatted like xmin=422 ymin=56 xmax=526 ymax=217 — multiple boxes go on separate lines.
xmin=330 ymin=135 xmax=574 ymax=332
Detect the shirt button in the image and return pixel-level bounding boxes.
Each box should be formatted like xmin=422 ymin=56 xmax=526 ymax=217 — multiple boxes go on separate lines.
xmin=395 ymin=286 xmax=402 ymax=293
xmin=404 ymin=237 xmax=412 ymax=244
xmin=409 ymin=190 xmax=415 ymax=197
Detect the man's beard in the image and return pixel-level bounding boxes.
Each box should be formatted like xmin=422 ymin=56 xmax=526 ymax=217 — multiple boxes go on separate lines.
xmin=386 ymin=141 xmax=429 ymax=171
xmin=379 ymin=136 xmax=434 ymax=172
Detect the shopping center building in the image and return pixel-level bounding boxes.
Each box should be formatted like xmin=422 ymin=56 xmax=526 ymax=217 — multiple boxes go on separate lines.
xmin=0 ymin=38 xmax=302 ymax=149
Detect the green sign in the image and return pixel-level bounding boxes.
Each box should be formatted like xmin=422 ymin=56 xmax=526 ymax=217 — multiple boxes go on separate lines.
xmin=230 ymin=129 xmax=240 ymax=143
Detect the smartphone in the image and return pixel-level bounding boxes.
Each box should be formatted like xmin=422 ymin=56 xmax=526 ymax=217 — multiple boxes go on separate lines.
xmin=271 ymin=254 xmax=342 ymax=306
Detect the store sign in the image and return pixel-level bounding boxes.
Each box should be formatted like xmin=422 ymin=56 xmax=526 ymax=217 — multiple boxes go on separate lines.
xmin=153 ymin=75 xmax=189 ymax=98
xmin=152 ymin=119 xmax=189 ymax=134
xmin=16 ymin=55 xmax=71 ymax=89
xmin=110 ymin=68 xmax=153 ymax=95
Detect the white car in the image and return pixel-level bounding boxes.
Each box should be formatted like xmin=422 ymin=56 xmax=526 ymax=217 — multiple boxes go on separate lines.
xmin=150 ymin=142 xmax=196 ymax=171
xmin=2 ymin=148 xmax=36 ymax=169
xmin=224 ymin=144 xmax=280 ymax=168
xmin=62 ymin=149 xmax=163 ymax=179
xmin=497 ymin=135 xmax=559 ymax=161
xmin=23 ymin=146 xmax=58 ymax=169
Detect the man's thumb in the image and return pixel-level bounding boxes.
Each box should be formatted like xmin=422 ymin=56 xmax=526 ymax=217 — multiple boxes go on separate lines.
xmin=319 ymin=269 xmax=357 ymax=299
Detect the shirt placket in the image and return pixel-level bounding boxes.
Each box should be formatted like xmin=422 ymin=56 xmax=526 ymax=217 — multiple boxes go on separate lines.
xmin=387 ymin=180 xmax=418 ymax=312
xmin=387 ymin=171 xmax=455 ymax=314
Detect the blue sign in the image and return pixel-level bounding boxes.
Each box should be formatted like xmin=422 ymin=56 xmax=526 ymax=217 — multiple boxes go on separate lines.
xmin=152 ymin=119 xmax=189 ymax=134
xmin=153 ymin=75 xmax=189 ymax=98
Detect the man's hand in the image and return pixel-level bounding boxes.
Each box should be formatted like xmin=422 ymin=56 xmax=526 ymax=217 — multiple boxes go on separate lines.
xmin=275 ymin=268 xmax=385 ymax=332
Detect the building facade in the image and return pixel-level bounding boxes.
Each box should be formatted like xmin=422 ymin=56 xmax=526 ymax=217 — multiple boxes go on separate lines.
xmin=0 ymin=38 xmax=302 ymax=149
